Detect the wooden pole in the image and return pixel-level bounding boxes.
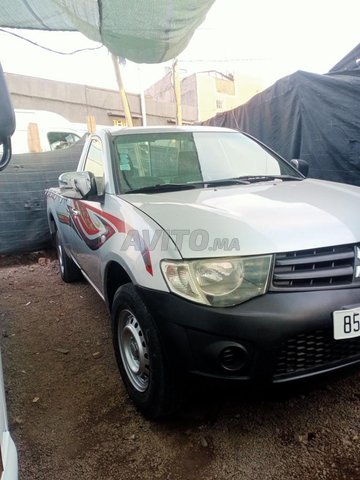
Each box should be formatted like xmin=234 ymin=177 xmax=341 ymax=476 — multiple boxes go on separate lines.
xmin=27 ymin=122 xmax=41 ymax=152
xmin=86 ymin=115 xmax=96 ymax=133
xmin=111 ymin=53 xmax=134 ymax=127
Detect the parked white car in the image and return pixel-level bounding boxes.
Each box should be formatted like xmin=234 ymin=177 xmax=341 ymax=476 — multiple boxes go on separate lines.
xmin=0 ymin=62 xmax=18 ymax=477
xmin=0 ymin=353 xmax=18 ymax=480
xmin=11 ymin=109 xmax=82 ymax=154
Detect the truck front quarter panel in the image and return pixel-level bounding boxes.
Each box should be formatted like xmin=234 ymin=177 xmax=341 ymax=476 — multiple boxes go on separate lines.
xmin=98 ymin=194 xmax=182 ymax=295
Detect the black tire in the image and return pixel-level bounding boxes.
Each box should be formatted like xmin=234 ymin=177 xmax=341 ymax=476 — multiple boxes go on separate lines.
xmin=112 ymin=283 xmax=182 ymax=418
xmin=55 ymin=231 xmax=82 ymax=283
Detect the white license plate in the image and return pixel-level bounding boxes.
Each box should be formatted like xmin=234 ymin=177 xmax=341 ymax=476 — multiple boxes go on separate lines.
xmin=333 ymin=307 xmax=360 ymax=340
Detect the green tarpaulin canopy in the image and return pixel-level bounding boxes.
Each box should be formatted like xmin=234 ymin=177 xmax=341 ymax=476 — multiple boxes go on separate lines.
xmin=0 ymin=0 xmax=215 ymax=63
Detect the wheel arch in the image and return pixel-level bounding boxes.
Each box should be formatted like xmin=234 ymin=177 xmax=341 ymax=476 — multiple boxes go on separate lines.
xmin=104 ymin=260 xmax=134 ymax=309
xmin=48 ymin=211 xmax=57 ymax=240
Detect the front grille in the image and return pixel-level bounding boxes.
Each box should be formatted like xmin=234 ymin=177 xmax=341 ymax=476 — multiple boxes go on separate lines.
xmin=271 ymin=244 xmax=359 ymax=290
xmin=274 ymin=329 xmax=360 ymax=378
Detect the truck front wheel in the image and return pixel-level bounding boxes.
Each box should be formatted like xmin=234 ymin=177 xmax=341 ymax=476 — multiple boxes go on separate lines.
xmin=111 ymin=284 xmax=182 ymax=418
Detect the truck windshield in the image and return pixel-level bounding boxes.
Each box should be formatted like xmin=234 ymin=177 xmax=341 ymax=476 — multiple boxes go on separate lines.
xmin=113 ymin=131 xmax=302 ymax=193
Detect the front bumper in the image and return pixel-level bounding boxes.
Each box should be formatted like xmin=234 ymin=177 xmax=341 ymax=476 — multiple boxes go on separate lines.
xmin=137 ymin=286 xmax=360 ymax=384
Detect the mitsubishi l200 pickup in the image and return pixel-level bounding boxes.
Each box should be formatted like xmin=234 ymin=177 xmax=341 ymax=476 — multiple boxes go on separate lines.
xmin=46 ymin=126 xmax=360 ymax=418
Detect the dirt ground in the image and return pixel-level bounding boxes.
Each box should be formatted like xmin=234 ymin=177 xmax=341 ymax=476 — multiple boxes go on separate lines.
xmin=1 ymin=251 xmax=360 ymax=480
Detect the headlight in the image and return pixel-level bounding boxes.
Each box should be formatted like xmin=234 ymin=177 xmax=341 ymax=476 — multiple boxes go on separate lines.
xmin=161 ymin=256 xmax=272 ymax=307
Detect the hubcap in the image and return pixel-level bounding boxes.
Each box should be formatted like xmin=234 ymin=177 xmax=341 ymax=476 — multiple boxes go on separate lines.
xmin=118 ymin=309 xmax=150 ymax=392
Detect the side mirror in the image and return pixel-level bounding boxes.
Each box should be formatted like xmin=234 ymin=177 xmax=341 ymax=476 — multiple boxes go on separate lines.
xmin=59 ymin=171 xmax=98 ymax=199
xmin=290 ymin=158 xmax=309 ymax=177
xmin=0 ymin=64 xmax=16 ymax=171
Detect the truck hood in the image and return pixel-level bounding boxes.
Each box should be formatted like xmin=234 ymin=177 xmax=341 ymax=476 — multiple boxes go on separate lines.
xmin=123 ymin=179 xmax=360 ymax=258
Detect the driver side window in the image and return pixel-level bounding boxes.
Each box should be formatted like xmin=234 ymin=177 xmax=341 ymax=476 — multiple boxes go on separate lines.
xmin=84 ymin=137 xmax=104 ymax=195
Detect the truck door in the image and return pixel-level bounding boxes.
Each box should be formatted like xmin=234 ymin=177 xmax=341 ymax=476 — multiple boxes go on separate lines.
xmin=66 ymin=136 xmax=105 ymax=290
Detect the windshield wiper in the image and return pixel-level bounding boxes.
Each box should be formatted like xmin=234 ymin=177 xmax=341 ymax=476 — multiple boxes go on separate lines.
xmin=127 ymin=183 xmax=199 ymax=194
xmin=203 ymin=178 xmax=250 ymax=187
xmin=126 ymin=175 xmax=301 ymax=194
xmin=127 ymin=178 xmax=248 ymax=193
xmin=236 ymin=175 xmax=303 ymax=183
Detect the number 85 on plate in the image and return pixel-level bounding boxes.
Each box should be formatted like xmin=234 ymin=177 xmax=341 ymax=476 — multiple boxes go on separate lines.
xmin=333 ymin=307 xmax=360 ymax=340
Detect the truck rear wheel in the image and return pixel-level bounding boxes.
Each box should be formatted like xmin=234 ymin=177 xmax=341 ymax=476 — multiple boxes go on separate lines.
xmin=111 ymin=283 xmax=182 ymax=418
xmin=55 ymin=231 xmax=82 ymax=283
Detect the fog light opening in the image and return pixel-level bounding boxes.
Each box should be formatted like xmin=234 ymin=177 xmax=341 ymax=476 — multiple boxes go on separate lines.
xmin=219 ymin=345 xmax=247 ymax=372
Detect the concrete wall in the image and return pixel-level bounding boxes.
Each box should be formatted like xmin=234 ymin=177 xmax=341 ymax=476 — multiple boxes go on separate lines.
xmin=144 ymin=72 xmax=198 ymax=111
xmin=5 ymin=72 xmax=197 ymax=127
xmin=144 ymin=71 xmax=174 ymax=104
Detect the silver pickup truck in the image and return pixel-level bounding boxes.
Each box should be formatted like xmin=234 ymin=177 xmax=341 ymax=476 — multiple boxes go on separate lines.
xmin=46 ymin=126 xmax=360 ymax=418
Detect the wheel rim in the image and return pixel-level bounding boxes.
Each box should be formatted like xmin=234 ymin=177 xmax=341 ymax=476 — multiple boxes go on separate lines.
xmin=117 ymin=309 xmax=150 ymax=392
xmin=57 ymin=238 xmax=65 ymax=276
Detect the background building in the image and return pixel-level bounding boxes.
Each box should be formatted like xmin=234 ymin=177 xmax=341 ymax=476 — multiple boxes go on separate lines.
xmin=145 ymin=70 xmax=263 ymax=122
xmin=5 ymin=72 xmax=198 ymax=128
xmin=5 ymin=69 xmax=262 ymax=129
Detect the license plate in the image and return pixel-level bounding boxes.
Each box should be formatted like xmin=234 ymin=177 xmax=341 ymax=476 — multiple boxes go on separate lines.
xmin=333 ymin=307 xmax=360 ymax=340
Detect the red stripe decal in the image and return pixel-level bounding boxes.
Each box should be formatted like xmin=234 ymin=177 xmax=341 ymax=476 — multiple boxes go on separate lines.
xmin=70 ymin=201 xmax=153 ymax=276
xmin=80 ymin=201 xmax=126 ymax=233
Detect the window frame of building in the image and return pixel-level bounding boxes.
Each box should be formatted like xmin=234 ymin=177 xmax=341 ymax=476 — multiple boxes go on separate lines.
xmin=216 ymin=99 xmax=223 ymax=110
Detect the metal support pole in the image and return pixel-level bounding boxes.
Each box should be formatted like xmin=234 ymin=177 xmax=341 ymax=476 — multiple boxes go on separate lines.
xmin=138 ymin=65 xmax=147 ymax=126
xmin=173 ymin=59 xmax=183 ymax=126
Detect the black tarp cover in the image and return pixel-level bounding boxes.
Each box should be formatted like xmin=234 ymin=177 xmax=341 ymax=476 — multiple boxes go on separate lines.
xmin=0 ymin=138 xmax=84 ymax=254
xmin=329 ymin=43 xmax=360 ymax=73
xmin=203 ymin=69 xmax=360 ymax=186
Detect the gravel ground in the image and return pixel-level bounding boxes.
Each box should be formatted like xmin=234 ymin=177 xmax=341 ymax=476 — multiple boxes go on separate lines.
xmin=1 ymin=251 xmax=360 ymax=480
